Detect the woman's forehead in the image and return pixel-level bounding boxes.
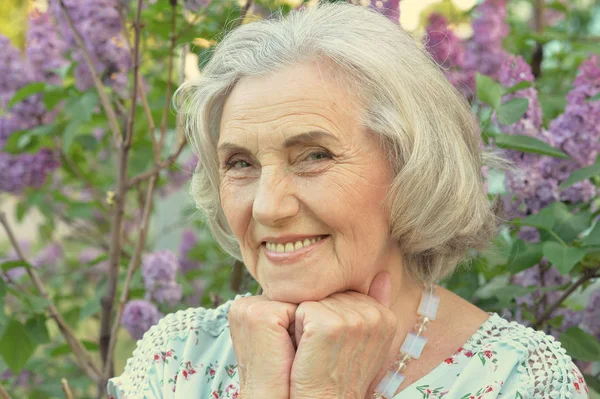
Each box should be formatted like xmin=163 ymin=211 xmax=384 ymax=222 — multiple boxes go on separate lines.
xmin=219 ymin=62 xmax=360 ymax=141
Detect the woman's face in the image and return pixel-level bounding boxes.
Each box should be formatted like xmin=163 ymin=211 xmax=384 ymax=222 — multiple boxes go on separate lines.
xmin=218 ymin=60 xmax=401 ymax=303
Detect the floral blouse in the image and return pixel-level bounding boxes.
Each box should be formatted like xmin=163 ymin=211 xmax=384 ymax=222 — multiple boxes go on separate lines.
xmin=107 ymin=292 xmax=590 ymax=399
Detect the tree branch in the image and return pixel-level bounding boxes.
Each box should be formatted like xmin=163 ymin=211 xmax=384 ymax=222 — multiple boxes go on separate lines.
xmin=0 ymin=384 xmax=12 ymax=399
xmin=157 ymin=0 xmax=179 ymax=153
xmin=102 ymin=173 xmax=159 ymax=381
xmin=531 ymin=0 xmax=545 ymax=78
xmin=58 ymin=0 xmax=122 ymax=143
xmin=61 ymin=378 xmax=74 ymax=399
xmin=98 ymin=0 xmax=144 ymax=384
xmin=126 ymin=137 xmax=187 ymax=188
xmin=0 ymin=212 xmax=102 ymax=383
xmin=533 ymin=268 xmax=598 ymax=329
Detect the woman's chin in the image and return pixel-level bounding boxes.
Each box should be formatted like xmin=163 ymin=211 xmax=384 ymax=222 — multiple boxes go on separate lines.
xmin=261 ymin=285 xmax=332 ymax=304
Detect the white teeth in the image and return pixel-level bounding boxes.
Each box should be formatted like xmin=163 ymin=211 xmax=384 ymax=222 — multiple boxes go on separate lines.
xmin=265 ymin=236 xmax=325 ymax=253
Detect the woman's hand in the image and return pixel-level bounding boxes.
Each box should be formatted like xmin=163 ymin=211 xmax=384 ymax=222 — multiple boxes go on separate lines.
xmin=289 ymin=271 xmax=398 ymax=399
xmin=228 ymin=295 xmax=298 ymax=398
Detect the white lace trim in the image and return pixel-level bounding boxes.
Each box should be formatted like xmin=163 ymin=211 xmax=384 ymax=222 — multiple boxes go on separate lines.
xmin=463 ymin=312 xmax=580 ymax=399
xmin=107 ymin=292 xmax=252 ymax=399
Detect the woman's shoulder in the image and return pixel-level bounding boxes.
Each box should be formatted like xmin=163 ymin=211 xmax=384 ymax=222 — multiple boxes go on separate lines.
xmin=461 ymin=312 xmax=589 ymax=398
xmin=107 ymin=292 xmax=252 ymax=399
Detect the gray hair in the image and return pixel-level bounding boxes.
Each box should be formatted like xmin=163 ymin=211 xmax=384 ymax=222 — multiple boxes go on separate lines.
xmin=174 ymin=1 xmax=510 ymax=285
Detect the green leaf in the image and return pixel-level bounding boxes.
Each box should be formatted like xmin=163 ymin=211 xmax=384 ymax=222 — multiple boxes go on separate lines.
xmin=78 ymin=295 xmax=101 ymax=322
xmin=1 ymin=260 xmax=31 ymax=273
xmin=507 ymin=240 xmax=544 ymax=274
xmin=0 ymin=319 xmax=37 ymax=374
xmin=559 ymin=327 xmax=600 ymax=361
xmin=50 ymin=340 xmax=98 ymax=357
xmin=542 ymin=242 xmax=587 ymax=274
xmin=2 ymin=124 xmax=55 ymax=154
xmin=497 ymin=98 xmax=530 ymax=125
xmin=503 ymin=80 xmax=533 ymax=95
xmin=491 ymin=134 xmax=569 ymax=159
xmin=582 ymin=222 xmax=600 ymax=247
xmin=62 ymin=120 xmax=82 ymax=153
xmin=476 ymin=73 xmax=504 ymax=109
xmin=584 ymin=374 xmax=600 ymax=394
xmin=24 ymin=315 xmax=50 ymax=345
xmin=559 ymin=162 xmax=600 ymax=190
xmin=552 ymin=210 xmax=591 ymax=244
xmin=43 ymin=86 xmax=68 ymax=110
xmin=64 ymin=91 xmax=98 ymax=122
xmin=6 ymin=82 xmax=46 ymax=109
xmin=23 ymin=296 xmax=51 ymax=314
xmin=587 ymin=92 xmax=600 ymax=102
xmin=490 ymin=285 xmax=538 ymax=308
xmin=519 ymin=208 xmax=557 ymax=231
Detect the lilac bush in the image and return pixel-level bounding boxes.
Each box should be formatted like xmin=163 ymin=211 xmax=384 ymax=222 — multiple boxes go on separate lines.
xmin=142 ymin=250 xmax=183 ymax=306
xmin=121 ymin=300 xmax=162 ymax=340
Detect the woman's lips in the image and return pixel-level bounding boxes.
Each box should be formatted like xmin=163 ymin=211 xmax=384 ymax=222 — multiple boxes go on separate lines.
xmin=263 ymin=235 xmax=329 ymax=264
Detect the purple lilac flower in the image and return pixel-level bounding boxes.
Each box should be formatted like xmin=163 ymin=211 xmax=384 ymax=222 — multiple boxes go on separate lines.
xmin=121 ymin=299 xmax=162 ymax=340
xmin=0 ymin=37 xmax=32 ymax=108
xmin=582 ymin=288 xmax=600 ymax=340
xmin=424 ymin=13 xmax=464 ymax=70
xmin=548 ymin=56 xmax=600 ymax=167
xmin=142 ymin=250 xmax=179 ymax=285
xmin=463 ymin=0 xmax=509 ymax=85
xmin=0 ymin=34 xmax=61 ymax=195
xmin=159 ymin=155 xmax=198 ymax=197
xmin=0 ymin=369 xmax=43 ymax=388
xmin=0 ymin=149 xmax=60 ymax=194
xmin=49 ymin=0 xmax=130 ymax=93
xmin=423 ymin=13 xmax=473 ymax=98
xmin=496 ymin=55 xmax=543 ymax=137
xmin=142 ymin=250 xmax=183 ymax=305
xmin=1 ymin=240 xmax=33 ymax=281
xmin=79 ymin=247 xmax=109 ymax=280
xmin=32 ymin=242 xmax=64 ymax=271
xmin=183 ymin=0 xmax=212 ymax=12
xmin=149 ymin=281 xmax=183 ymax=307
xmin=369 ymin=0 xmax=400 ymax=24
xmin=186 ymin=278 xmax=207 ymax=306
xmin=26 ymin=10 xmax=67 ymax=85
xmin=178 ymin=229 xmax=202 ymax=274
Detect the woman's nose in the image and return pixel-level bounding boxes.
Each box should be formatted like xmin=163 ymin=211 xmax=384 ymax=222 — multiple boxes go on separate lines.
xmin=252 ymin=167 xmax=300 ymax=226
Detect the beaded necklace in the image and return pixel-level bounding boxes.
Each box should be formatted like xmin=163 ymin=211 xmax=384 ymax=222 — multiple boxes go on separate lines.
xmin=373 ymin=283 xmax=440 ymax=399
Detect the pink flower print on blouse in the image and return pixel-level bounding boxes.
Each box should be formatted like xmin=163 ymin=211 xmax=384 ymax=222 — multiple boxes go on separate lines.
xmin=205 ymin=361 xmax=220 ymax=382
xmin=225 ymin=382 xmax=240 ymax=398
xmin=181 ymin=361 xmax=198 ymax=380
xmin=459 ymin=380 xmax=504 ymax=399
xmin=416 ymin=385 xmax=449 ymax=398
xmin=477 ymin=345 xmax=498 ymax=368
xmin=154 ymin=348 xmax=178 ymax=364
xmin=211 ymin=381 xmax=224 ymax=398
xmin=225 ymin=364 xmax=238 ymax=378
xmin=572 ymin=366 xmax=589 ymax=395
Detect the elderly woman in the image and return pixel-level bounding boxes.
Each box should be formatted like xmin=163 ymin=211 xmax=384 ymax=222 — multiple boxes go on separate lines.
xmin=108 ymin=3 xmax=589 ymax=399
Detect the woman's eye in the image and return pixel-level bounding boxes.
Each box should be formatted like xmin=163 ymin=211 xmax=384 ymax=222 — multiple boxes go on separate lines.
xmin=306 ymin=151 xmax=333 ymax=161
xmin=224 ymin=159 xmax=251 ymax=170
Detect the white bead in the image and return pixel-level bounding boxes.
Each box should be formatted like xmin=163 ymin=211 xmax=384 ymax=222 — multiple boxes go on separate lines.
xmin=375 ymin=370 xmax=405 ymax=399
xmin=418 ymin=290 xmax=440 ymax=320
xmin=401 ymin=332 xmax=428 ymax=359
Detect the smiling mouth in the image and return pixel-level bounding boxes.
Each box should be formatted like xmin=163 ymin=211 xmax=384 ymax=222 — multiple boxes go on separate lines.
xmin=261 ymin=235 xmax=330 ymax=260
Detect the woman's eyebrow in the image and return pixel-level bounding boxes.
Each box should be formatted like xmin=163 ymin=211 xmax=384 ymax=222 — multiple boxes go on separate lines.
xmin=217 ymin=130 xmax=340 ymax=154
